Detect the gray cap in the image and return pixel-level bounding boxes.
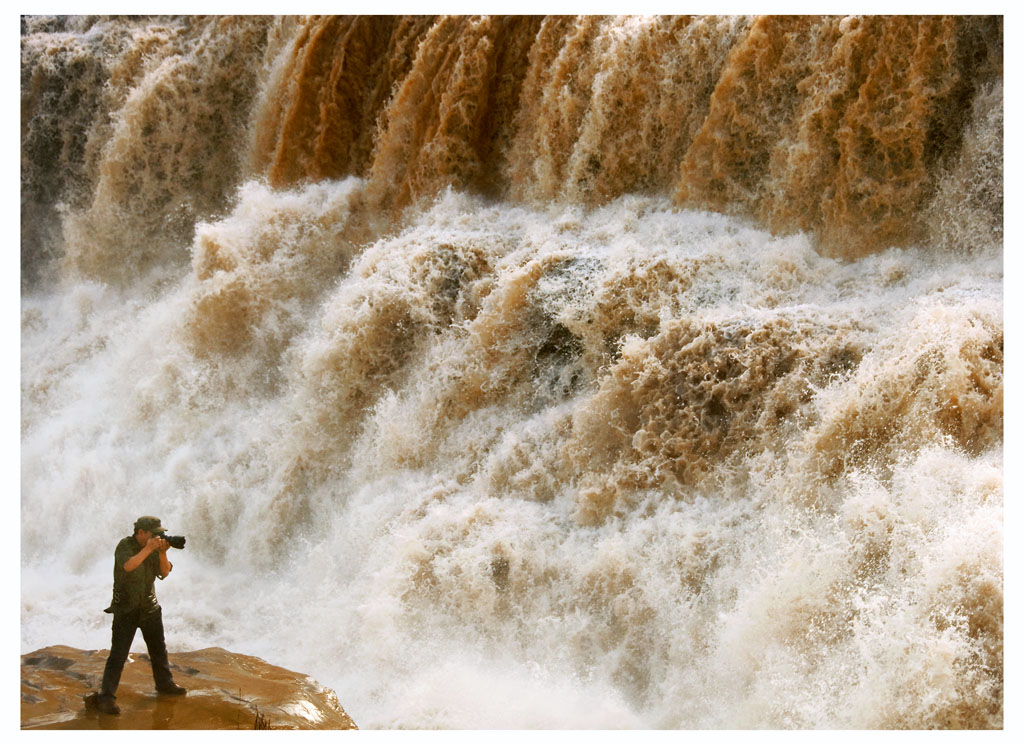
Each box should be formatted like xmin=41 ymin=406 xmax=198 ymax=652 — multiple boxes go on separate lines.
xmin=134 ymin=515 xmax=165 ymax=534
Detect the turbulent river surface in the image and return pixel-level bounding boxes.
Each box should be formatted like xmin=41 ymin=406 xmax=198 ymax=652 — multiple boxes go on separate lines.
xmin=20 ymin=16 xmax=1003 ymax=728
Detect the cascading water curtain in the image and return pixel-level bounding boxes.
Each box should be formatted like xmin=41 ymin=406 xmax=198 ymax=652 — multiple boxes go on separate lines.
xmin=22 ymin=15 xmax=1002 ymax=729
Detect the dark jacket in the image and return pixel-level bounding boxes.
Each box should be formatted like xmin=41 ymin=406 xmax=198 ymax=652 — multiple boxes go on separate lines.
xmin=104 ymin=536 xmax=162 ymax=615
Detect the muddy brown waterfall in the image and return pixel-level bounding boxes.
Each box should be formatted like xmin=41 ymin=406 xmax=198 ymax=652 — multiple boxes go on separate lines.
xmin=22 ymin=16 xmax=1002 ymax=729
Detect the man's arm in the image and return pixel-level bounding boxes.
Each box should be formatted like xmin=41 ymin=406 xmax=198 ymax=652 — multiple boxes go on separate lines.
xmin=123 ymin=536 xmax=170 ymax=574
xmin=157 ymin=545 xmax=172 ymax=579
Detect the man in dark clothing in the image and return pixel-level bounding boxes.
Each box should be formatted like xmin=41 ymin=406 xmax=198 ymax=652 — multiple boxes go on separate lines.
xmin=85 ymin=516 xmax=187 ymax=715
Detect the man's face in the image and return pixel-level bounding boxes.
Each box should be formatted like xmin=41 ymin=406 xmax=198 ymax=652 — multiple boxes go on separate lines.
xmin=135 ymin=528 xmax=153 ymax=545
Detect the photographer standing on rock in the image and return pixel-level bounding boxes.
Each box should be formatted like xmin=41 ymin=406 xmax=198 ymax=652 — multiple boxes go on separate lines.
xmin=85 ymin=516 xmax=187 ymax=716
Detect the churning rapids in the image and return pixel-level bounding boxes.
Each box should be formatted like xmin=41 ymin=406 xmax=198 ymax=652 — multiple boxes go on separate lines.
xmin=21 ymin=16 xmax=1003 ymax=728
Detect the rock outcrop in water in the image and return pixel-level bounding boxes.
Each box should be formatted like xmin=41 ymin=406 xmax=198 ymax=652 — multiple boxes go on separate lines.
xmin=21 ymin=645 xmax=357 ymax=730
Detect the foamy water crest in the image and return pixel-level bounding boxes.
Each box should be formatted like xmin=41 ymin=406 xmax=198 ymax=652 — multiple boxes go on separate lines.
xmin=21 ymin=16 xmax=1002 ymax=729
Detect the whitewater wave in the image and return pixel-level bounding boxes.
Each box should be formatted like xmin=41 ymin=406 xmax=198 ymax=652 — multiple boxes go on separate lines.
xmin=21 ymin=15 xmax=1002 ymax=728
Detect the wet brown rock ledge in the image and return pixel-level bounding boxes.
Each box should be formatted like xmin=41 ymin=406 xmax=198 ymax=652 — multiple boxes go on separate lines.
xmin=21 ymin=645 xmax=357 ymax=730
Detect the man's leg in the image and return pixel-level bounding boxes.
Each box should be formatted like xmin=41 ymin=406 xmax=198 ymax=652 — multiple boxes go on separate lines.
xmin=88 ymin=611 xmax=138 ymax=713
xmin=100 ymin=611 xmax=138 ymax=698
xmin=139 ymin=608 xmax=185 ymax=694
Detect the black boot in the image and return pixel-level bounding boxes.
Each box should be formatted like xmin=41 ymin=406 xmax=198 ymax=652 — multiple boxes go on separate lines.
xmin=156 ymin=682 xmax=187 ymax=695
xmin=84 ymin=692 xmax=121 ymax=715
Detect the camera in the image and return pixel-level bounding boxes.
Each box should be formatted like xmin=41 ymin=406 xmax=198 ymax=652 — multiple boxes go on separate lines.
xmin=158 ymin=533 xmax=186 ymax=549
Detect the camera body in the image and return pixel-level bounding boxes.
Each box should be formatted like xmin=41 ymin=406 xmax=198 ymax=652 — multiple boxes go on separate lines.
xmin=158 ymin=533 xmax=186 ymax=549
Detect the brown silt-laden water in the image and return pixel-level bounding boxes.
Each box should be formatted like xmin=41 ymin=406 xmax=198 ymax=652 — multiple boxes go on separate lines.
xmin=21 ymin=15 xmax=1002 ymax=729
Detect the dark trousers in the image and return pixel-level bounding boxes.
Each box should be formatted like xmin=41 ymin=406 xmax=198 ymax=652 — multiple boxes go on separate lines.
xmin=100 ymin=607 xmax=174 ymax=697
